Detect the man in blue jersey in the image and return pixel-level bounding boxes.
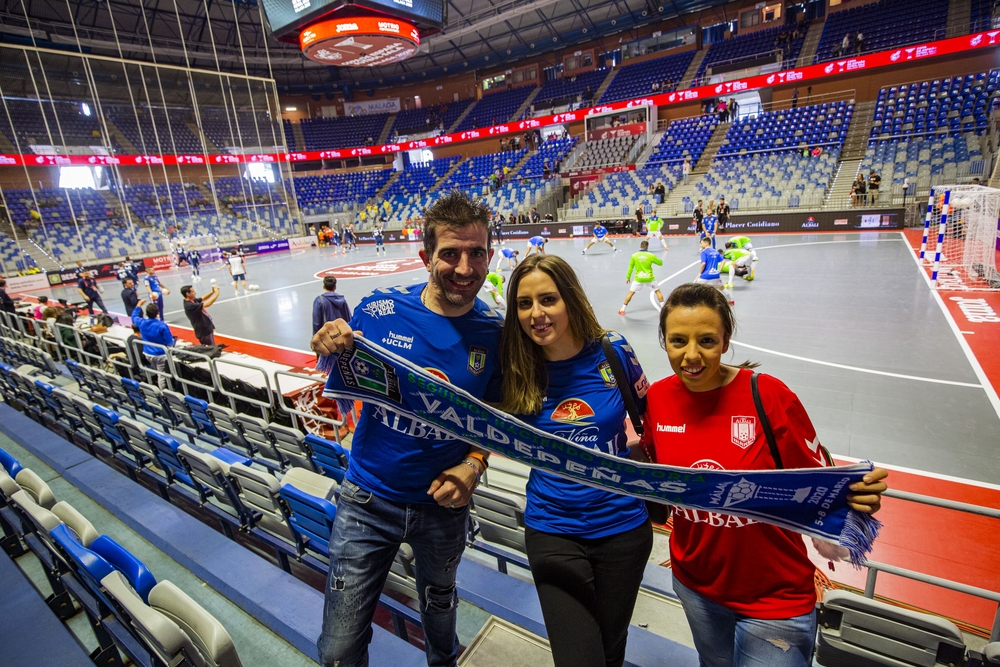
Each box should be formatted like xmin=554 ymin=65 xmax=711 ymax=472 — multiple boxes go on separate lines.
xmin=582 ymin=222 xmax=618 ymax=254
xmin=311 ymin=191 xmax=500 ymax=667
xmin=695 ymin=236 xmax=734 ymax=305
xmin=187 ymin=247 xmax=201 ymax=279
xmin=143 ymin=266 xmax=170 ymax=321
xmin=701 ymin=208 xmax=718 ymax=248
xmin=495 ymin=246 xmax=519 ymax=272
xmin=373 ymin=222 xmax=386 ymax=255
xmin=525 ymin=235 xmax=548 ymax=257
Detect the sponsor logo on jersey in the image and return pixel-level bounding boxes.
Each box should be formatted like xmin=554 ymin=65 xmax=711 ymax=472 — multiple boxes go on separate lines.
xmin=468 ymin=346 xmax=487 ymax=376
xmin=634 ymin=373 xmax=649 ymax=398
xmin=690 ymin=459 xmax=723 ymax=470
xmin=657 ymin=423 xmax=685 ymax=433
xmin=598 ymin=361 xmax=616 ymax=388
xmin=425 ymin=368 xmax=450 ymax=382
xmin=361 ymin=299 xmax=395 ymax=318
xmin=731 ymin=416 xmax=756 ymax=448
xmin=550 ymin=398 xmax=595 ymax=424
xmin=383 ymin=331 xmax=413 ymax=349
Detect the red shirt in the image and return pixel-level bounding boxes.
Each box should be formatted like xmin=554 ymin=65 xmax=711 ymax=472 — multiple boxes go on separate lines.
xmin=642 ymin=369 xmax=827 ymax=619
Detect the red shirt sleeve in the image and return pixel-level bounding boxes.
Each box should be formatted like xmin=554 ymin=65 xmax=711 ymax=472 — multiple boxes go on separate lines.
xmin=757 ymin=374 xmax=828 ymax=470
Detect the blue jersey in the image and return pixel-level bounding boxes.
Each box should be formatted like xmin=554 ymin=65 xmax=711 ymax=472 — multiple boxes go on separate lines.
xmin=702 ymin=214 xmax=718 ymax=235
xmin=593 ymin=225 xmax=608 ymax=239
xmin=338 ymin=285 xmax=504 ymax=503
xmin=331 ymin=230 xmax=341 ymax=245
xmin=700 ymin=247 xmax=723 ymax=280
xmin=501 ymin=248 xmax=517 ymax=258
xmin=124 ymin=262 xmax=140 ymax=281
xmin=144 ymin=275 xmax=163 ymax=297
xmin=373 ymin=226 xmax=384 ymax=239
xmin=188 ymin=249 xmax=200 ymax=265
xmin=529 ymin=236 xmax=545 ymax=247
xmin=521 ymin=334 xmax=649 ymax=538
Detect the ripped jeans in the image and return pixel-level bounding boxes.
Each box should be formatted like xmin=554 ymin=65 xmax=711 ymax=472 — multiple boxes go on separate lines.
xmin=317 ymin=479 xmax=469 ymax=667
xmin=672 ymin=578 xmax=817 ymax=667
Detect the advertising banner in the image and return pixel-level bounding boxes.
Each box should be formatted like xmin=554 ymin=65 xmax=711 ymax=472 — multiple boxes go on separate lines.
xmin=570 ymin=173 xmax=603 ymax=194
xmin=585 ymin=122 xmax=647 ymax=142
xmin=6 ymin=274 xmax=49 ymax=292
xmin=344 ymin=98 xmax=401 ymax=116
xmin=256 ymin=239 xmax=291 ymax=254
xmin=655 ymin=209 xmax=904 ymax=234
xmin=143 ymin=255 xmax=174 ymax=271
xmin=500 ymin=222 xmax=589 ymax=241
xmin=288 ymin=236 xmax=316 ymax=249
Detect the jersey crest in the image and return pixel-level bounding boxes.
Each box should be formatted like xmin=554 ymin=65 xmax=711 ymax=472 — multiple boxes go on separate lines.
xmin=468 ymin=346 xmax=488 ymax=376
xmin=731 ymin=416 xmax=756 ymax=449
xmin=598 ymin=360 xmax=616 ymax=388
xmin=551 ymin=398 xmax=595 ymax=424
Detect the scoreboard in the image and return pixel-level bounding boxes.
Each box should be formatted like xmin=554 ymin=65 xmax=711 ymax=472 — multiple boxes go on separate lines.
xmin=262 ymin=0 xmax=446 ymax=41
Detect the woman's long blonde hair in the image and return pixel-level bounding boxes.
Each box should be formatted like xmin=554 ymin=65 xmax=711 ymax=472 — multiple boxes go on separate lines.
xmin=500 ymin=255 xmax=605 ymax=415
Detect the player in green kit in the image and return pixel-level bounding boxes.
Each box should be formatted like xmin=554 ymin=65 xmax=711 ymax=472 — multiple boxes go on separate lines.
xmin=483 ymin=271 xmax=507 ymax=310
xmin=645 ymin=214 xmax=669 ymax=251
xmin=724 ymin=236 xmax=758 ymax=281
xmin=618 ymin=240 xmax=665 ymax=315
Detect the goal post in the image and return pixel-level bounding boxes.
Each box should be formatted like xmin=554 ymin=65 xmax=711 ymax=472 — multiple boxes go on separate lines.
xmin=919 ymin=185 xmax=1000 ymax=290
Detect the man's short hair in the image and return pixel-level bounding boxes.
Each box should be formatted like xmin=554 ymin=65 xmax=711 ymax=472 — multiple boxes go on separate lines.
xmin=640 ymin=240 xmax=649 ymax=250
xmin=422 ymin=191 xmax=490 ymax=256
xmin=145 ymin=303 xmax=159 ymax=319
xmin=323 ymin=276 xmax=338 ymax=291
xmin=0 ymin=279 xmax=6 ymax=289
xmin=180 ymin=285 xmax=194 ymax=299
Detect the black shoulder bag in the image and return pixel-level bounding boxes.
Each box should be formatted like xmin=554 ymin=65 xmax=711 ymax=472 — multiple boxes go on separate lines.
xmin=599 ymin=334 xmax=670 ymax=524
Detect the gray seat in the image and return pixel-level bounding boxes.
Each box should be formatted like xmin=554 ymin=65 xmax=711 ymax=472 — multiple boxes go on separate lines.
xmin=231 ymin=414 xmax=286 ymax=469
xmin=470 ymin=485 xmax=526 ymax=553
xmin=116 ymin=415 xmax=159 ymax=467
xmin=228 ymin=464 xmax=295 ymax=542
xmin=265 ymin=422 xmax=314 ymax=471
xmin=816 ymin=590 xmax=966 ymax=667
xmin=177 ymin=445 xmax=245 ymax=520
xmin=205 ymin=404 xmax=252 ymax=457
xmin=103 ymin=572 xmax=243 ymax=667
xmin=161 ymin=389 xmax=197 ymax=431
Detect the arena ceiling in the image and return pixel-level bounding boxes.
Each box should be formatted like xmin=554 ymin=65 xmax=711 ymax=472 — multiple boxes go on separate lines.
xmin=0 ymin=0 xmax=731 ymax=95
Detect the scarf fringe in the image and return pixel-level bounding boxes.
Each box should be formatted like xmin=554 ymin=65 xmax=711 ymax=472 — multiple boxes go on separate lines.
xmin=839 ymin=509 xmax=882 ymax=569
xmin=316 ymin=353 xmax=335 ymax=375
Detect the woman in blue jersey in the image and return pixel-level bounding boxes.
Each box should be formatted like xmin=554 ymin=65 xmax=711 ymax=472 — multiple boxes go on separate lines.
xmin=499 ymin=254 xmax=652 ymax=667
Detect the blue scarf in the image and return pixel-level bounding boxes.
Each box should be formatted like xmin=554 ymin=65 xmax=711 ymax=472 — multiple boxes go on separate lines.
xmin=321 ymin=337 xmax=881 ymax=564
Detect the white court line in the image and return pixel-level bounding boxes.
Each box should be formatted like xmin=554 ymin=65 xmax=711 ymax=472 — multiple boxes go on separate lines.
xmin=835 ymin=453 xmax=1000 ymax=492
xmin=163 ymin=278 xmax=321 ymax=315
xmin=164 ymin=319 xmax=316 ymax=357
xmin=728 ymin=339 xmax=982 ymax=388
xmin=898 ymin=230 xmax=1000 ymax=421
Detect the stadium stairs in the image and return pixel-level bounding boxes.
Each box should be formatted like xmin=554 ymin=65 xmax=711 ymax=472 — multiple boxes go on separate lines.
xmin=655 ymin=121 xmax=730 ymax=218
xmin=183 ymin=120 xmax=217 ymax=153
xmin=678 ymin=50 xmax=708 ymax=90
xmin=797 ymin=21 xmax=824 ymax=66
xmin=290 ymin=122 xmax=307 ymax=151
xmin=377 ymin=114 xmax=397 ymax=145
xmin=514 ymin=88 xmax=542 ymax=121
xmin=593 ymin=68 xmax=619 ymax=102
xmin=430 ymin=159 xmax=466 ymax=193
xmin=0 ymin=130 xmax=16 ymax=153
xmin=823 ymin=100 xmax=876 ymax=208
xmin=635 ymin=130 xmax=667 ymax=167
xmin=447 ymin=103 xmax=477 ymax=133
xmin=947 ymin=0 xmax=973 ymax=38
xmin=374 ymin=171 xmax=402 ymax=201
xmin=106 ymin=124 xmax=139 ymax=154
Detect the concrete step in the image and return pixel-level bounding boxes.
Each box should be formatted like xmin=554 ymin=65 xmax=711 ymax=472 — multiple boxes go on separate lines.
xmin=106 ymin=121 xmax=139 ymax=154
xmin=184 ymin=120 xmax=218 ymax=153
xmin=798 ymin=20 xmax=823 ymax=66
xmin=678 ymin=50 xmax=707 ymax=90
xmin=593 ymin=67 xmax=618 ymax=103
xmin=512 ymin=87 xmax=541 ymax=122
xmin=377 ymin=115 xmax=396 ymax=145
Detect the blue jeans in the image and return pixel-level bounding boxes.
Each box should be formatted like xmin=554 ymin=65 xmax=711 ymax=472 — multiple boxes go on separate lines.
xmin=673 ymin=578 xmax=817 ymax=667
xmin=317 ymin=480 xmax=469 ymax=667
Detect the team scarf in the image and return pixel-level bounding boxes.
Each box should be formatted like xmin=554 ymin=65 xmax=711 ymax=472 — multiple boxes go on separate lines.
xmin=321 ymin=337 xmax=882 ymax=564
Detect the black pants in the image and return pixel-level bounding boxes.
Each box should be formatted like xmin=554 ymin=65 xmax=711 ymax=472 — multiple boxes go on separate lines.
xmin=526 ymin=521 xmax=653 ymax=667
xmin=83 ymin=289 xmax=108 ymax=315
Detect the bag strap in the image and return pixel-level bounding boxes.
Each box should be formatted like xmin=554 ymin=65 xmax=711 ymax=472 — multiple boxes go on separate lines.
xmin=751 ymin=373 xmax=783 ymax=470
xmin=599 ymin=334 xmax=643 ymax=438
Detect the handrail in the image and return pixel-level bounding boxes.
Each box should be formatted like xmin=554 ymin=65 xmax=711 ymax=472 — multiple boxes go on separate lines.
xmin=273 ymin=369 xmax=345 ymax=439
xmin=882 ymin=488 xmax=1000 ymax=519
xmin=210 ymin=355 xmax=274 ymax=419
xmin=166 ymin=346 xmax=219 ymax=400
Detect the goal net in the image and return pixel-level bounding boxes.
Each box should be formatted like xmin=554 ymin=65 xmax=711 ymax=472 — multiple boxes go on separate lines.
xmin=919 ymin=185 xmax=1000 ymax=290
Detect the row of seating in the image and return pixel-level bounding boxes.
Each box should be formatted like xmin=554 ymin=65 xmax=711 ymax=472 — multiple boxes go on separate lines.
xmin=0 ymin=443 xmax=243 ymax=667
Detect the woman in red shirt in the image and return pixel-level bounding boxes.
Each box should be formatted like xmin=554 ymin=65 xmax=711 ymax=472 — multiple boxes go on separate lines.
xmin=642 ymin=283 xmax=888 ymax=667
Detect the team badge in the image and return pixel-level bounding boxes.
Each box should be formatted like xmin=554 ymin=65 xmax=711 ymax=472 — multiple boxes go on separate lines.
xmin=550 ymin=398 xmax=595 ymax=424
xmin=731 ymin=416 xmax=756 ymax=449
xmin=598 ymin=361 xmax=616 ymax=388
xmin=468 ymin=346 xmax=487 ymax=376
xmin=337 ymin=347 xmax=401 ymax=403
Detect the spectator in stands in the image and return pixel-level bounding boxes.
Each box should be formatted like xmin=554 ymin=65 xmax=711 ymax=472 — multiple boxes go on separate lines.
xmin=311 ymin=192 xmax=496 ymax=667
xmin=132 ymin=302 xmax=173 ymax=388
xmin=530 ymin=207 xmax=541 ymax=223
xmin=850 ymin=174 xmax=867 ymax=207
xmin=0 ymin=278 xmax=16 ymax=314
xmin=312 ymin=276 xmax=351 ymax=338
xmin=499 ymin=254 xmax=652 ymax=667
xmin=33 ymin=296 xmax=49 ymax=319
xmin=643 ymin=283 xmax=888 ymax=667
xmin=867 ymin=170 xmax=881 ymax=207
xmin=791 ymin=88 xmax=799 ymax=109
xmin=841 ymin=33 xmax=851 ymax=57
xmin=543 ymin=162 xmax=552 ymax=179
xmin=717 ymin=196 xmax=731 ymax=232
xmin=654 ymin=181 xmax=666 ymax=201
xmin=855 ymin=30 xmax=865 ymax=54
xmin=121 ymin=278 xmax=140 ymax=319
xmin=181 ymin=284 xmax=221 ymax=345
xmin=651 ymin=80 xmax=660 ymax=91
xmin=55 ymin=310 xmax=77 ymax=355
xmin=682 ymin=157 xmax=692 ymax=185
xmin=693 ymin=200 xmax=705 ymax=234
xmin=728 ymin=98 xmax=738 ymax=120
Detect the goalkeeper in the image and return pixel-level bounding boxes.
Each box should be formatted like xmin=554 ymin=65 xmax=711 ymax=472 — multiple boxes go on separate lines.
xmin=618 ymin=240 xmax=665 ymax=315
xmin=722 ymin=243 xmax=755 ymax=293
xmin=724 ymin=236 xmax=758 ymax=280
xmin=646 ymin=214 xmax=669 ymax=251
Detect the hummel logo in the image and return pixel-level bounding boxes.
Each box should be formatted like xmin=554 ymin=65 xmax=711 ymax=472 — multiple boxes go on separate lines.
xmin=657 ymin=424 xmax=686 ymax=433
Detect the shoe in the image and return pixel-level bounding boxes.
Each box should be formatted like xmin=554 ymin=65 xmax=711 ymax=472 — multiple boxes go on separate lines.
xmin=618 ymin=308 xmax=626 ymax=315
xmin=614 ymin=248 xmax=620 ymax=252
xmin=747 ymin=269 xmax=755 ymax=281
xmin=582 ymin=250 xmax=586 ymax=255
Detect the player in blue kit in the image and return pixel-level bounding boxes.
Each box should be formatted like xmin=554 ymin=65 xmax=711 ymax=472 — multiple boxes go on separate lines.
xmin=495 ymin=246 xmax=519 ymax=272
xmin=344 ymin=224 xmax=358 ymax=251
xmin=525 ymin=235 xmax=548 ymax=257
xmin=582 ymin=222 xmax=618 ymax=254
xmin=701 ymin=208 xmax=718 ymax=248
xmin=143 ymin=266 xmax=170 ymax=321
xmin=373 ymin=222 xmax=386 ymax=255
xmin=500 ymin=254 xmax=652 ymax=667
xmin=696 ymin=236 xmax=734 ymax=305
xmin=311 ymin=192 xmax=499 ymax=667
xmin=330 ymin=226 xmax=345 ymax=256
xmin=187 ymin=247 xmax=201 ymax=279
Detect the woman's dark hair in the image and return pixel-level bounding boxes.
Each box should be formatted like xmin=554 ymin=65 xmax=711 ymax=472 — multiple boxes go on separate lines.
xmin=500 ymin=254 xmax=605 ymax=415
xmin=56 ymin=310 xmax=75 ymax=325
xmin=658 ymin=283 xmax=758 ymax=369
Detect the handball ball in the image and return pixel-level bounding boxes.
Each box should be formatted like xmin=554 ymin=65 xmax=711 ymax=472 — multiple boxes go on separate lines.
xmin=210 ymin=278 xmax=217 ymax=284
